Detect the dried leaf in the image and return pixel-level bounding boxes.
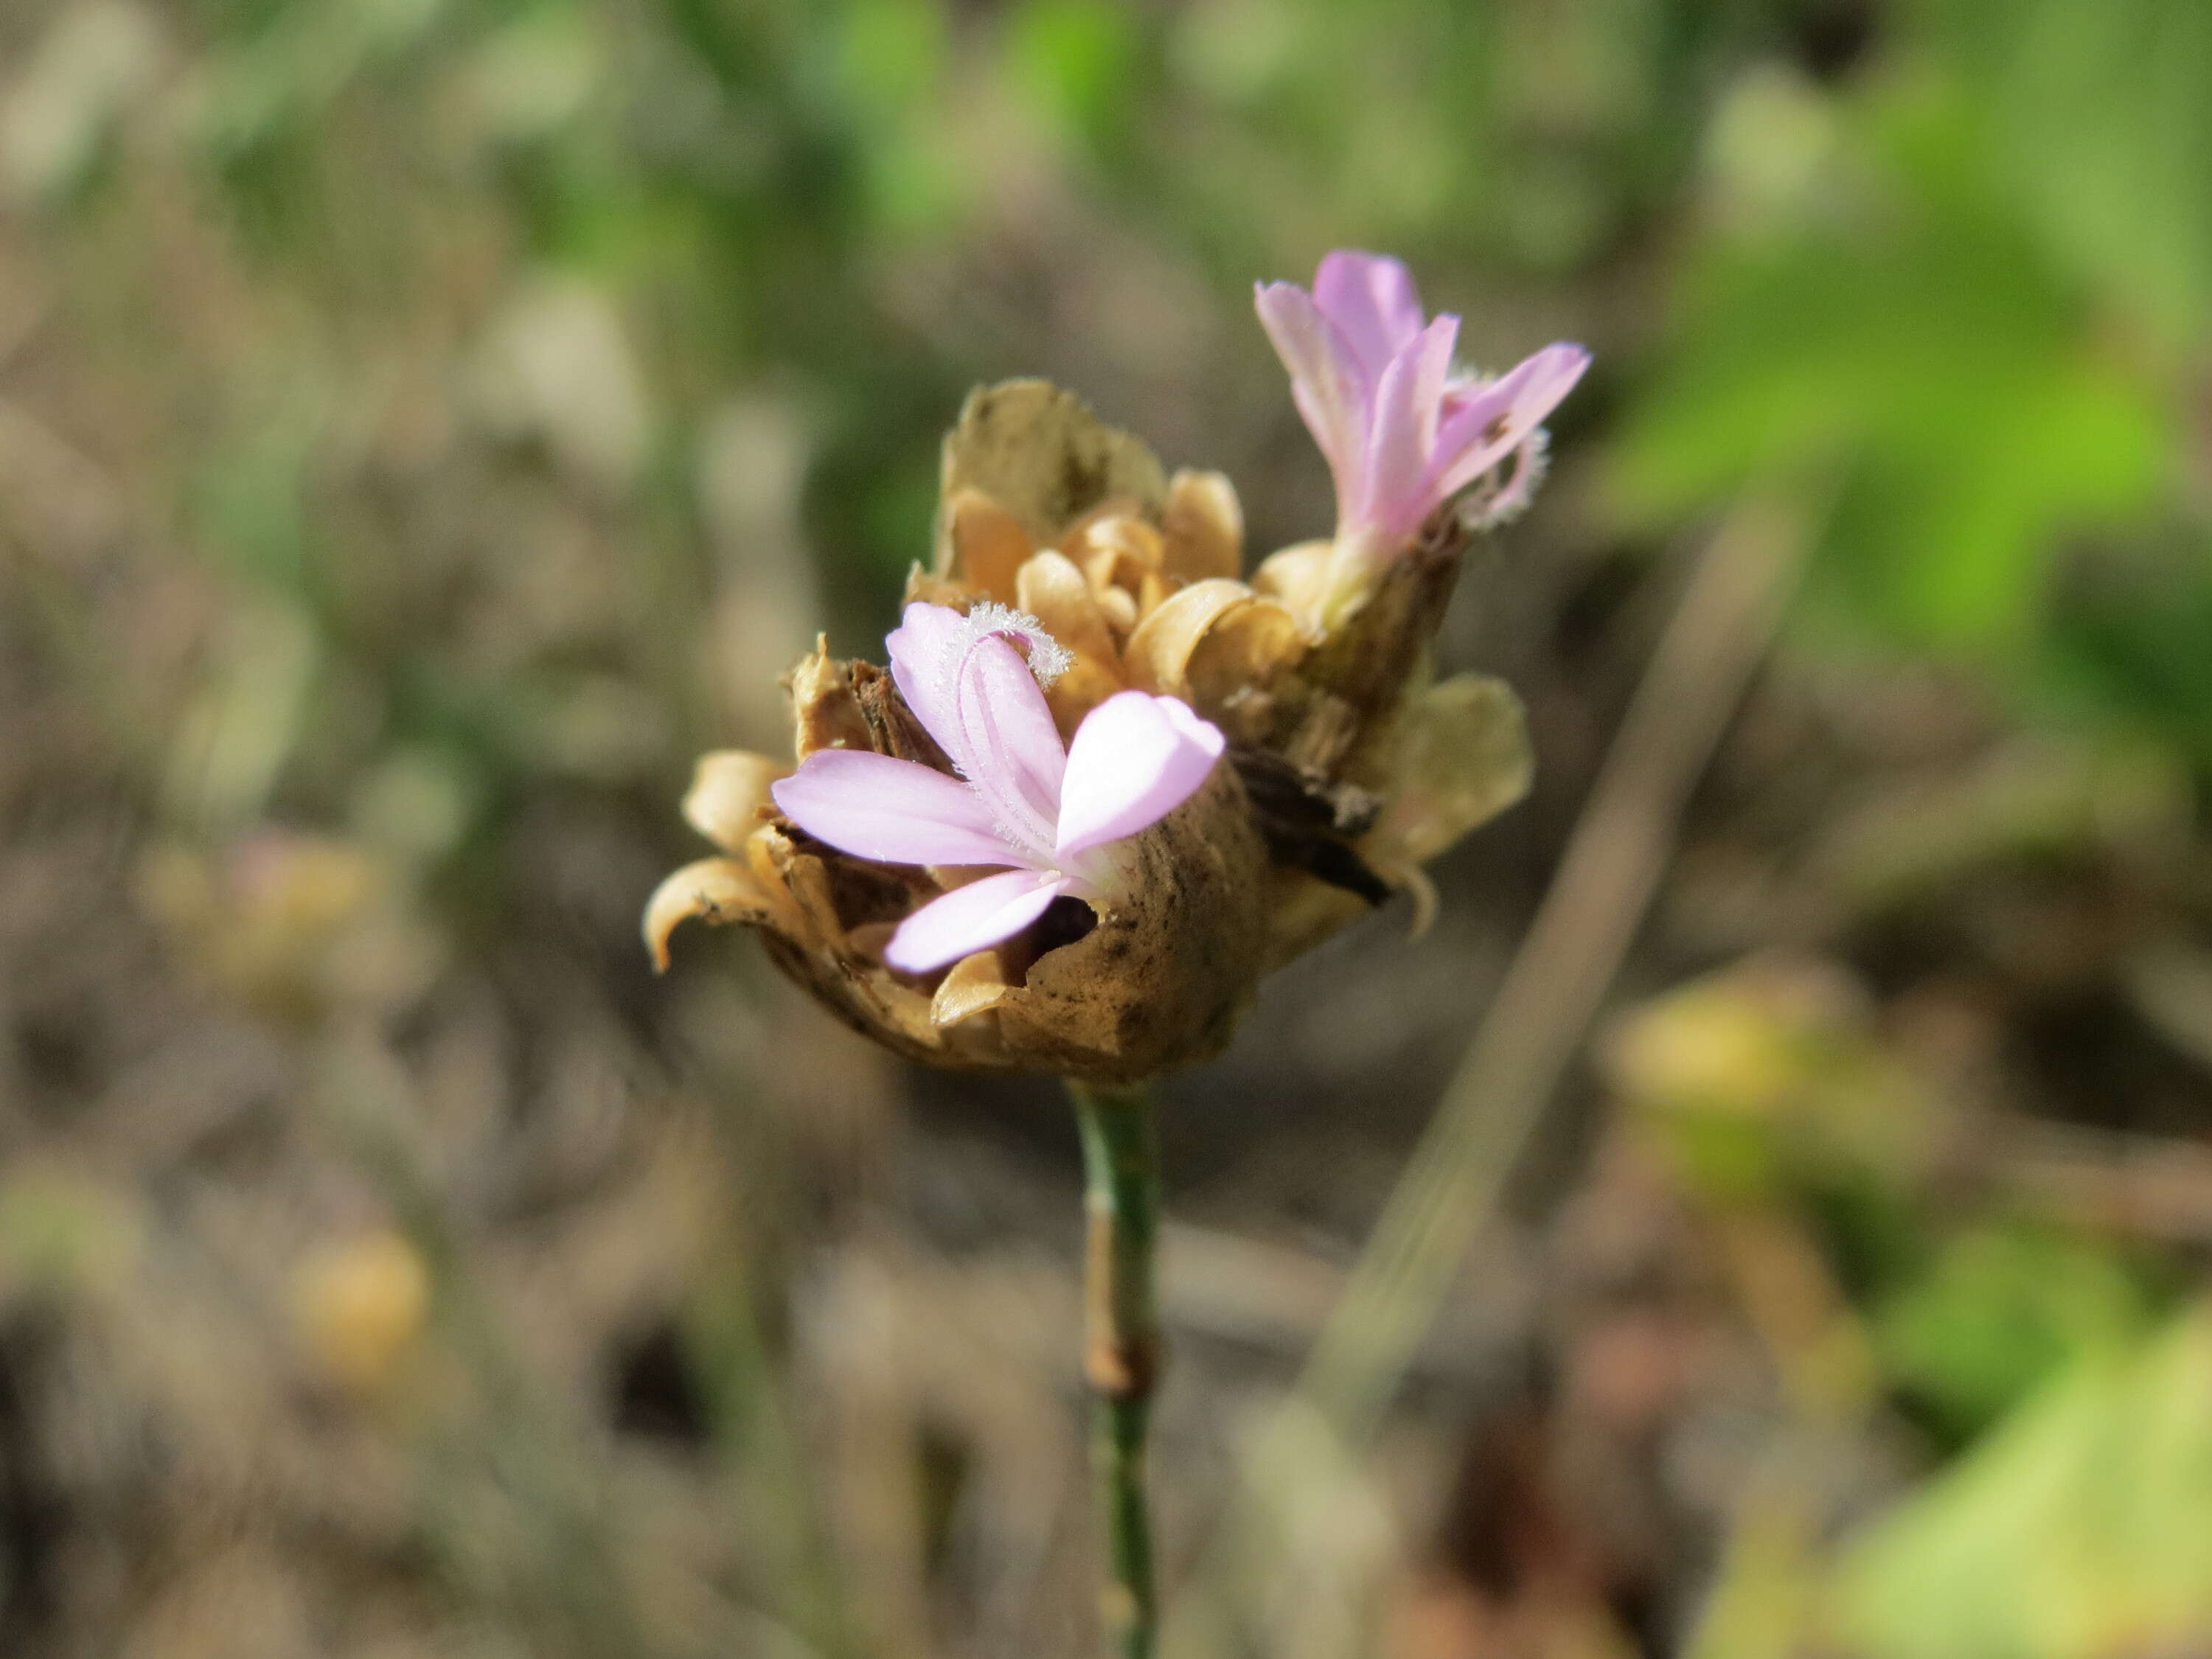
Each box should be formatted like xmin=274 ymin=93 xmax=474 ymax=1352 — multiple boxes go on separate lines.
xmin=931 ymin=950 xmax=1013 ymax=1028
xmin=1124 ymin=579 xmax=1263 ymax=698
xmin=1161 ymin=468 xmax=1244 ymax=584
xmin=936 ymin=380 xmax=1166 ymax=553
xmin=644 ymin=855 xmax=783 ymax=972
xmin=1016 ymin=549 xmax=1118 ymax=667
xmin=1251 ymin=538 xmax=1335 ymax=625
xmin=1363 ymin=673 xmax=1533 ymax=869
xmin=940 ymin=487 xmax=1033 ymax=603
xmin=681 ymin=751 xmax=787 ymax=854
xmin=787 ymin=639 xmax=872 ymax=759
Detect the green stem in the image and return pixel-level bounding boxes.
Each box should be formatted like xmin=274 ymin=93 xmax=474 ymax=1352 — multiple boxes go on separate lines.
xmin=1069 ymin=1079 xmax=1163 ymax=1659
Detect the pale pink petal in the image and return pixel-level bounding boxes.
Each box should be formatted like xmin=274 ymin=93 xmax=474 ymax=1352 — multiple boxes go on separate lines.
xmin=885 ymin=602 xmax=970 ymax=762
xmin=1255 ymin=281 xmax=1367 ymax=501
xmin=771 ymin=749 xmax=1018 ymax=868
xmin=951 ymin=633 xmax=1068 ymax=858
xmin=884 ymin=868 xmax=1075 ymax=974
xmin=1408 ymin=313 xmax=1458 ymax=456
xmin=1260 ymin=251 xmax=1590 ymax=562
xmin=1313 ymin=251 xmax=1427 ymax=380
xmin=1054 ymin=691 xmax=1226 ymax=862
xmin=1361 ymin=316 xmax=1459 ymax=539
xmin=1427 ymin=342 xmax=1590 ymax=504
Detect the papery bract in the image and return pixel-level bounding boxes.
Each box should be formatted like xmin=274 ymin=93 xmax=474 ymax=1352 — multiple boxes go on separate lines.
xmin=770 ymin=602 xmax=1225 ymax=973
xmin=1255 ymin=250 xmax=1589 ymax=554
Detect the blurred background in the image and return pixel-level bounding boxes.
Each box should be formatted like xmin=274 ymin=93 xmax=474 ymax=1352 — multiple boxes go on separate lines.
xmin=4 ymin=0 xmax=2212 ymax=1655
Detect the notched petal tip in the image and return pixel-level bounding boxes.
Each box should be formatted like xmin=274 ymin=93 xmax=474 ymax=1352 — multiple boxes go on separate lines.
xmin=1430 ymin=341 xmax=1592 ymax=507
xmin=1534 ymin=339 xmax=1593 ymax=383
xmin=1495 ymin=341 xmax=1592 ymax=440
xmin=1313 ymin=249 xmax=1426 ymax=364
xmin=885 ymin=869 xmax=1069 ymax=975
xmin=1055 ymin=690 xmax=1225 ymax=863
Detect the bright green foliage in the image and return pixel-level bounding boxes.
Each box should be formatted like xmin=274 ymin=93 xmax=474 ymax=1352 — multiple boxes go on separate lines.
xmin=1836 ymin=1311 xmax=2212 ymax=1659
xmin=1920 ymin=0 xmax=2212 ymax=348
xmin=1614 ymin=70 xmax=2174 ymax=657
xmin=1008 ymin=0 xmax=1143 ymax=156
xmin=1611 ymin=0 xmax=2212 ymax=786
xmin=1874 ymin=1224 xmax=2163 ymax=1443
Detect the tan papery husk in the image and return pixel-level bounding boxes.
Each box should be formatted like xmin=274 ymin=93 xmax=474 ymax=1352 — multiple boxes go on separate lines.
xmin=650 ymin=380 xmax=1531 ymax=1079
xmin=646 ymin=695 xmax=1270 ymax=1082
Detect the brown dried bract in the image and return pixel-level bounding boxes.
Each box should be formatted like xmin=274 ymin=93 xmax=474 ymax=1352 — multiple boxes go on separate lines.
xmin=644 ymin=708 xmax=1270 ymax=1085
xmin=648 ymin=380 xmax=1534 ymax=1079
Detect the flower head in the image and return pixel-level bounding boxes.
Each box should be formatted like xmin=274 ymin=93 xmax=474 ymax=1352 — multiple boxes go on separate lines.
xmin=1254 ymin=250 xmax=1589 ymax=554
xmin=768 ymin=602 xmax=1225 ymax=973
xmin=645 ymin=372 xmax=1542 ymax=1081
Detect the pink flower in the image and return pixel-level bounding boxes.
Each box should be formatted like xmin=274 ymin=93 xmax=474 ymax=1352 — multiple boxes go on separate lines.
xmin=770 ymin=602 xmax=1227 ymax=975
xmin=1255 ymin=250 xmax=1590 ymax=550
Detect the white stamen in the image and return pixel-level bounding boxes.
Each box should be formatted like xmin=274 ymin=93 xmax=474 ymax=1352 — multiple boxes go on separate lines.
xmin=1461 ymin=427 xmax=1551 ymax=532
xmin=954 ymin=602 xmax=1072 ymax=688
xmin=928 ymin=602 xmax=1071 ymax=863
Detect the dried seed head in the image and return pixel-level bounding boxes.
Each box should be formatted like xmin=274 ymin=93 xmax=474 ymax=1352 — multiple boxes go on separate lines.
xmin=652 ymin=366 xmax=1540 ymax=1079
